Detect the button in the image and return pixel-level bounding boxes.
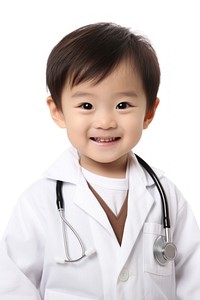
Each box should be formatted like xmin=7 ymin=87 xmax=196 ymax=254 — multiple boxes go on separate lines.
xmin=119 ymin=268 xmax=129 ymax=282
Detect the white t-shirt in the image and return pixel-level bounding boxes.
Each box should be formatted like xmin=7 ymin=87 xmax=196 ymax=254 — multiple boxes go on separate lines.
xmin=81 ymin=167 xmax=129 ymax=216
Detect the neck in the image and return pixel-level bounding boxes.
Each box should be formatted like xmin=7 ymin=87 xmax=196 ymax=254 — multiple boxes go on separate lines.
xmin=80 ymin=154 xmax=129 ymax=178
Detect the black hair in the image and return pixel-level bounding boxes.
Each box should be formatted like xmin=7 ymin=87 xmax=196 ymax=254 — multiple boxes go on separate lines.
xmin=46 ymin=22 xmax=160 ymax=111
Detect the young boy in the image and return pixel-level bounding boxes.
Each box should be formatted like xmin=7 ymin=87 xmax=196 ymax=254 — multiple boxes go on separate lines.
xmin=0 ymin=22 xmax=200 ymax=300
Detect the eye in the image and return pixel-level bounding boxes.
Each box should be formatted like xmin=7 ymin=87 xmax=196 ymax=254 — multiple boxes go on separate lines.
xmin=80 ymin=103 xmax=93 ymax=110
xmin=116 ymin=102 xmax=131 ymax=109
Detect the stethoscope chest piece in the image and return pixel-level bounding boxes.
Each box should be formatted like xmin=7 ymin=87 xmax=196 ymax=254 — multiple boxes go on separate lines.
xmin=153 ymin=235 xmax=177 ymax=266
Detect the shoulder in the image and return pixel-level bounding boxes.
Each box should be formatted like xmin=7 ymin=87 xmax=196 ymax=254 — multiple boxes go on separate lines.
xmin=21 ymin=177 xmax=56 ymax=200
xmin=20 ymin=147 xmax=80 ymax=204
xmin=159 ymin=174 xmax=186 ymax=210
xmin=14 ymin=178 xmax=56 ymax=222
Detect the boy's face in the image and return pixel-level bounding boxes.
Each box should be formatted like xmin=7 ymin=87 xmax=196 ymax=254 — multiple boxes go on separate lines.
xmin=48 ymin=60 xmax=159 ymax=176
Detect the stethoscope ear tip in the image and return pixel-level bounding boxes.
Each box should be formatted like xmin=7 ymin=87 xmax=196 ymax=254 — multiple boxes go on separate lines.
xmin=85 ymin=248 xmax=96 ymax=257
xmin=55 ymin=256 xmax=67 ymax=264
xmin=55 ymin=248 xmax=96 ymax=264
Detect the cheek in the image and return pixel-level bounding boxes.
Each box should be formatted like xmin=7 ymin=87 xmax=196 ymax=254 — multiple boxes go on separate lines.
xmin=64 ymin=115 xmax=88 ymax=142
xmin=124 ymin=115 xmax=145 ymax=132
xmin=65 ymin=114 xmax=84 ymax=130
xmin=124 ymin=116 xmax=145 ymax=143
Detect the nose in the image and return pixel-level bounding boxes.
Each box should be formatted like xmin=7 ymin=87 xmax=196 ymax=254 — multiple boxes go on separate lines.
xmin=93 ymin=111 xmax=117 ymax=129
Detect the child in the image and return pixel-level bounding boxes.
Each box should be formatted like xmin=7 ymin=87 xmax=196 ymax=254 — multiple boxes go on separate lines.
xmin=0 ymin=22 xmax=200 ymax=300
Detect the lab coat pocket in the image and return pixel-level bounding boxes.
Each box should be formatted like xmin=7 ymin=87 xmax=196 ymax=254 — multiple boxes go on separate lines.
xmin=143 ymin=223 xmax=173 ymax=276
xmin=45 ymin=289 xmax=97 ymax=300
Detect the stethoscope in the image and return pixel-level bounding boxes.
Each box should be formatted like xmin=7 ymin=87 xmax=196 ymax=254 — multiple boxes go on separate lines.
xmin=55 ymin=155 xmax=177 ymax=266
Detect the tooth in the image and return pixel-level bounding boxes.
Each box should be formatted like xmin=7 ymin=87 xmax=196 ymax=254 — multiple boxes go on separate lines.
xmin=92 ymin=137 xmax=117 ymax=142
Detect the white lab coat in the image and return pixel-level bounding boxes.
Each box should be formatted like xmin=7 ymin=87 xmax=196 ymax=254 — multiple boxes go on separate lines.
xmin=0 ymin=147 xmax=200 ymax=300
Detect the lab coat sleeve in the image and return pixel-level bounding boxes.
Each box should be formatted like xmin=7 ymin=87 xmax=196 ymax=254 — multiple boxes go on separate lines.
xmin=0 ymin=191 xmax=45 ymax=299
xmin=174 ymin=200 xmax=200 ymax=299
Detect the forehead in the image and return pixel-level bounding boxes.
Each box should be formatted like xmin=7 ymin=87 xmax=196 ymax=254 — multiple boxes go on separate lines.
xmin=62 ymin=60 xmax=145 ymax=98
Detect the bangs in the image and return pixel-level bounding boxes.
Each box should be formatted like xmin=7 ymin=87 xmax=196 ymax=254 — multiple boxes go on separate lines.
xmin=67 ymin=55 xmax=131 ymax=88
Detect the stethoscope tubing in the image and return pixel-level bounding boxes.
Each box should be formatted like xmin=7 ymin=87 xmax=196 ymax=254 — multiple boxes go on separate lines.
xmin=135 ymin=154 xmax=170 ymax=229
xmin=56 ymin=180 xmax=86 ymax=262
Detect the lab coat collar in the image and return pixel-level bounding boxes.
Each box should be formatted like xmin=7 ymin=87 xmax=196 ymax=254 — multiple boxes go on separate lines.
xmin=130 ymin=152 xmax=165 ymax=187
xmin=43 ymin=147 xmax=165 ymax=187
xmin=43 ymin=147 xmax=81 ymax=184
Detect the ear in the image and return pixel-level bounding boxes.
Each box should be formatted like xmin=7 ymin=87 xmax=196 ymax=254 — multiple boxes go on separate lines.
xmin=143 ymin=98 xmax=160 ymax=129
xmin=46 ymin=96 xmax=66 ymax=128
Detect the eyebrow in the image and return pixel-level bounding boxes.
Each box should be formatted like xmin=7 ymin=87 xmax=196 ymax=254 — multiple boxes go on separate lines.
xmin=114 ymin=91 xmax=138 ymax=98
xmin=71 ymin=92 xmax=95 ymax=98
xmin=71 ymin=91 xmax=138 ymax=98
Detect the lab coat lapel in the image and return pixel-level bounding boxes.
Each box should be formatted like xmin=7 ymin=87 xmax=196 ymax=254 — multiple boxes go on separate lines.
xmin=117 ymin=158 xmax=155 ymax=271
xmin=73 ymin=177 xmax=116 ymax=239
xmin=44 ymin=147 xmax=116 ymax=238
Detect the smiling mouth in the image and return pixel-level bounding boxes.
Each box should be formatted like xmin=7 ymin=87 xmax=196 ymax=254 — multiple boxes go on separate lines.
xmin=90 ymin=137 xmax=120 ymax=143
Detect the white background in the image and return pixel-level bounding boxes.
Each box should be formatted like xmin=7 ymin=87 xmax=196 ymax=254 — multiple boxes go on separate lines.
xmin=0 ymin=0 xmax=200 ymax=238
